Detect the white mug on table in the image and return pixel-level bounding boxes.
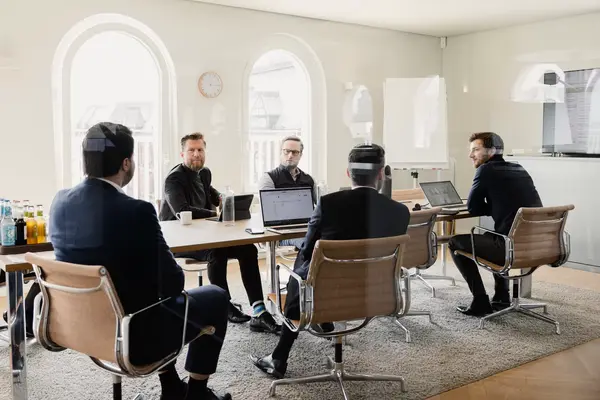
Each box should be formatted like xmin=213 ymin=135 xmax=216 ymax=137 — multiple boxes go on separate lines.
xmin=176 ymin=211 xmax=192 ymax=225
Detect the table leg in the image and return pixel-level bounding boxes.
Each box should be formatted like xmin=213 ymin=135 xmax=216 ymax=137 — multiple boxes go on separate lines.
xmin=266 ymin=241 xmax=277 ymax=313
xmin=7 ymin=270 xmax=27 ymax=400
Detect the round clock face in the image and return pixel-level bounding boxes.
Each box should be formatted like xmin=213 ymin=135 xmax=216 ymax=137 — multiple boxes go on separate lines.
xmin=198 ymin=72 xmax=223 ymax=98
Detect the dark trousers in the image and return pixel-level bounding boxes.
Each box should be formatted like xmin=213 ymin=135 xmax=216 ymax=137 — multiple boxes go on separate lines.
xmin=132 ymin=285 xmax=229 ymax=374
xmin=449 ymin=234 xmax=509 ymax=299
xmin=178 ymin=244 xmax=264 ymax=306
xmin=272 ymin=274 xmax=302 ymax=363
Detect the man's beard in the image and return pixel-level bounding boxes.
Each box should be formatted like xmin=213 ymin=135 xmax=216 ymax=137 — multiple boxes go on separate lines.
xmin=282 ymin=161 xmax=298 ymax=171
xmin=123 ymin=169 xmax=134 ymax=187
xmin=186 ymin=160 xmax=204 ymax=172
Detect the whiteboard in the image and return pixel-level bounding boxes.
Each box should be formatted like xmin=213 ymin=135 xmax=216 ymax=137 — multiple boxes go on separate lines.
xmin=383 ymin=76 xmax=449 ymax=170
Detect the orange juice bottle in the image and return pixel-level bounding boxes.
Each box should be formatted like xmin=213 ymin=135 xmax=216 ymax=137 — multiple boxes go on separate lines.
xmin=35 ymin=205 xmax=46 ymax=243
xmin=26 ymin=205 xmax=38 ymax=244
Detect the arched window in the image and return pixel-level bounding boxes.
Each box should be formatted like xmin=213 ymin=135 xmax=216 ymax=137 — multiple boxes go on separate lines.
xmin=246 ymin=49 xmax=311 ymax=191
xmin=52 ymin=14 xmax=177 ymax=204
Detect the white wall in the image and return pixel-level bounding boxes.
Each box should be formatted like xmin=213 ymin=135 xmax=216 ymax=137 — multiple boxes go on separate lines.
xmin=0 ymin=0 xmax=442 ymax=208
xmin=443 ymin=12 xmax=600 ymax=195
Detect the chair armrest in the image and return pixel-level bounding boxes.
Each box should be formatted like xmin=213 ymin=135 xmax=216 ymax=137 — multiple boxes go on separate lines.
xmin=398 ymin=267 xmax=411 ymax=317
xmin=121 ymin=291 xmax=190 ymax=360
xmin=275 ymin=263 xmax=307 ymax=333
xmin=469 ymin=226 xmax=513 ymax=273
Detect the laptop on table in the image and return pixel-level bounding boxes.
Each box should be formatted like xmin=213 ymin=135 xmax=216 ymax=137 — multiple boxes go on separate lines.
xmin=207 ymin=194 xmax=254 ymax=221
xmin=419 ymin=181 xmax=468 ymax=213
xmin=259 ymin=187 xmax=314 ymax=234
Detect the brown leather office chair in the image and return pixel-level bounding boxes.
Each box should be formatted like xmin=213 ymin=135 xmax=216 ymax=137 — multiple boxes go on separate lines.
xmin=453 ymin=205 xmax=574 ymax=334
xmin=394 ymin=207 xmax=442 ymax=342
xmin=156 ymin=198 xmax=208 ymax=287
xmin=24 ymin=252 xmax=214 ymax=400
xmin=269 ymin=235 xmax=411 ymax=399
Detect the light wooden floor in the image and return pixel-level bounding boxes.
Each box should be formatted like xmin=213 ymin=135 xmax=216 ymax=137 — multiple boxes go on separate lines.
xmin=1 ymin=260 xmax=599 ymax=399
xmin=427 ymin=263 xmax=600 ymax=400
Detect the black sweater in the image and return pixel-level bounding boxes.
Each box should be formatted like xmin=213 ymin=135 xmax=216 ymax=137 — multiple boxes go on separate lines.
xmin=159 ymin=164 xmax=221 ymax=221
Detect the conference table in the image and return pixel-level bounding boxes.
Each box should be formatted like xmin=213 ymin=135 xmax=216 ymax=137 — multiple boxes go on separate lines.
xmin=0 ymin=208 xmax=490 ymax=400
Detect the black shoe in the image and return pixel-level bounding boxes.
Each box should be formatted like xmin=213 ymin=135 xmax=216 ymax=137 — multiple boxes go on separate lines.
xmin=250 ymin=354 xmax=287 ymax=379
xmin=160 ymin=381 xmax=187 ymax=400
xmin=185 ymin=387 xmax=232 ymax=400
xmin=249 ymin=312 xmax=281 ymax=334
xmin=491 ymin=292 xmax=511 ymax=310
xmin=228 ymin=302 xmax=251 ymax=323
xmin=457 ymin=296 xmax=494 ymax=317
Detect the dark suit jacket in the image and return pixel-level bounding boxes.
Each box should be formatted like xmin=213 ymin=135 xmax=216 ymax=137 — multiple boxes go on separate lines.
xmin=49 ymin=178 xmax=185 ymax=315
xmin=293 ymin=187 xmax=411 ymax=279
xmin=159 ymin=164 xmax=221 ymax=221
xmin=467 ymin=155 xmax=542 ymax=235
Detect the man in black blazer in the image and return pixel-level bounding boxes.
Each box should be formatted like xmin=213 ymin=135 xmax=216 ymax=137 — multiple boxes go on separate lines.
xmin=251 ymin=144 xmax=410 ymax=378
xmin=160 ymin=133 xmax=280 ymax=334
xmin=49 ymin=123 xmax=231 ymax=400
xmin=450 ymin=132 xmax=542 ymax=316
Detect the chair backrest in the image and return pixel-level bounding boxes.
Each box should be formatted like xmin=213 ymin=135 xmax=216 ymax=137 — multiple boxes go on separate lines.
xmin=305 ymin=235 xmax=410 ymax=325
xmin=392 ymin=188 xmax=424 ymax=202
xmin=403 ymin=207 xmax=441 ymax=269
xmin=508 ymin=205 xmax=574 ymax=269
xmin=24 ymin=252 xmax=124 ymax=363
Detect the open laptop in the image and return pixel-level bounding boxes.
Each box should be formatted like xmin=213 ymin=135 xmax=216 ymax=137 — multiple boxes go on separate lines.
xmin=259 ymin=187 xmax=314 ymax=234
xmin=206 ymin=194 xmax=254 ymax=222
xmin=419 ymin=181 xmax=468 ymax=212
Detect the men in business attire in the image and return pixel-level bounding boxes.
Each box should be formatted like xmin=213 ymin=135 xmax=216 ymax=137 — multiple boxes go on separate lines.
xmin=159 ymin=133 xmax=280 ymax=334
xmin=49 ymin=123 xmax=230 ymax=400
xmin=258 ymin=136 xmax=315 ymax=249
xmin=449 ymin=132 xmax=542 ymax=316
xmin=251 ymin=144 xmax=411 ymax=378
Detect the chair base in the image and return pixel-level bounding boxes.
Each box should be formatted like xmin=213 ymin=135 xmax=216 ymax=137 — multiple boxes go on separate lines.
xmin=394 ymin=310 xmax=432 ymax=343
xmin=480 ymin=299 xmax=560 ymax=334
xmin=269 ymin=356 xmax=406 ymax=399
xmin=410 ymin=269 xmax=456 ymax=298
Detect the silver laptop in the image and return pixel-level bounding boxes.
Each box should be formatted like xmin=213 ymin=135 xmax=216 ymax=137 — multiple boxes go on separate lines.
xmin=259 ymin=187 xmax=314 ymax=234
xmin=419 ymin=181 xmax=468 ymax=212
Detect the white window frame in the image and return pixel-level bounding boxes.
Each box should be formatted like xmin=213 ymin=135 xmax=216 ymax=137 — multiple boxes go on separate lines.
xmin=52 ymin=14 xmax=178 ymax=198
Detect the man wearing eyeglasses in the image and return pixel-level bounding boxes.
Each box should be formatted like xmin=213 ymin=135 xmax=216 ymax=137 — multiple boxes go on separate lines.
xmin=258 ymin=136 xmax=315 ymax=250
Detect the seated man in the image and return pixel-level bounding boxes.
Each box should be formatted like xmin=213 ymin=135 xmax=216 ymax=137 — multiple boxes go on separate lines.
xmin=251 ymin=143 xmax=410 ymax=378
xmin=450 ymin=132 xmax=542 ymax=316
xmin=258 ymin=136 xmax=315 ymax=250
xmin=49 ymin=123 xmax=230 ymax=400
xmin=159 ymin=133 xmax=279 ymax=333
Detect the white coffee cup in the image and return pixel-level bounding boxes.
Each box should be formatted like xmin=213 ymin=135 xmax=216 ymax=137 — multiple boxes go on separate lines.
xmin=176 ymin=211 xmax=192 ymax=225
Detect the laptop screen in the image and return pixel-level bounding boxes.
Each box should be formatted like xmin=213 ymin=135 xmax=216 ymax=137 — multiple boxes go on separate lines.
xmin=419 ymin=181 xmax=463 ymax=207
xmin=259 ymin=187 xmax=314 ymax=227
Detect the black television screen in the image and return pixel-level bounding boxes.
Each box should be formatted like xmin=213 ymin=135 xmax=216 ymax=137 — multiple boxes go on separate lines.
xmin=542 ymin=68 xmax=600 ymax=155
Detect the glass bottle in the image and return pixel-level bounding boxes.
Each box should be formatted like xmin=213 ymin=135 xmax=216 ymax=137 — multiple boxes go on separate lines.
xmin=1 ymin=202 xmax=16 ymax=246
xmin=36 ymin=205 xmax=47 ymax=243
xmin=14 ymin=202 xmax=27 ymax=246
xmin=26 ymin=205 xmax=38 ymax=244
xmin=222 ymin=186 xmax=235 ymax=226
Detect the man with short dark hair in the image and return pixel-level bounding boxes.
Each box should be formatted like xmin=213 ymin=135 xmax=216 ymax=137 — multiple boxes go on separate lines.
xmin=49 ymin=122 xmax=231 ymax=400
xmin=160 ymin=132 xmax=280 ymax=334
xmin=450 ymin=131 xmax=543 ymax=316
xmin=251 ymin=143 xmax=410 ymax=378
xmin=258 ymin=136 xmax=315 ymax=249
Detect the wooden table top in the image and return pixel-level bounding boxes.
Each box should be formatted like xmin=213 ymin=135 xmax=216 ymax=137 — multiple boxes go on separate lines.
xmin=0 ymin=207 xmax=474 ymax=273
xmin=0 ymin=214 xmax=306 ymax=273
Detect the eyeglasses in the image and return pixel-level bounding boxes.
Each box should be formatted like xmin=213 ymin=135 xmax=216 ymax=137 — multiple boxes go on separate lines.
xmin=282 ymin=149 xmax=301 ymax=156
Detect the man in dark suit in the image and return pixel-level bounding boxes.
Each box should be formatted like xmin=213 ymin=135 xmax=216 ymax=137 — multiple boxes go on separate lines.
xmin=251 ymin=144 xmax=410 ymax=378
xmin=49 ymin=123 xmax=231 ymax=400
xmin=450 ymin=132 xmax=542 ymax=316
xmin=159 ymin=133 xmax=280 ymax=334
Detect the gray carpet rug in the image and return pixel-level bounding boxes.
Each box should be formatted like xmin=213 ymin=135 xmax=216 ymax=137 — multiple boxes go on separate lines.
xmin=1 ymin=264 xmax=600 ymax=400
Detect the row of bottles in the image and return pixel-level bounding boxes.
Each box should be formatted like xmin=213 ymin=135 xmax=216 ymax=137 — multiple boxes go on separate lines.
xmin=0 ymin=199 xmax=47 ymax=246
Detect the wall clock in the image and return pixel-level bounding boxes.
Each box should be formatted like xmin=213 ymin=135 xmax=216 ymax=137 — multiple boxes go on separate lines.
xmin=198 ymin=71 xmax=223 ymax=98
